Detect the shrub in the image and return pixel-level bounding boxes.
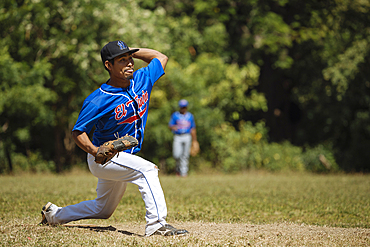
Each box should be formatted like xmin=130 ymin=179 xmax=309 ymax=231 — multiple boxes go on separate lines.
xmin=11 ymin=151 xmax=56 ymax=174
xmin=259 ymin=142 xmax=305 ymax=172
xmin=301 ymin=144 xmax=339 ymax=173
xmin=210 ymin=120 xmax=338 ymax=173
xmin=210 ymin=121 xmax=267 ymax=172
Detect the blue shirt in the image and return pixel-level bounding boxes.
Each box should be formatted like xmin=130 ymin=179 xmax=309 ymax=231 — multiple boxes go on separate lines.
xmin=73 ymin=58 xmax=164 ymax=154
xmin=168 ymin=111 xmax=196 ymax=135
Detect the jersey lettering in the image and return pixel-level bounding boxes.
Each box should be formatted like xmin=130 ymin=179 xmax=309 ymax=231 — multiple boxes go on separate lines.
xmin=177 ymin=119 xmax=191 ymax=129
xmin=117 ymin=90 xmax=149 ymax=125
xmin=117 ymin=105 xmax=147 ymax=125
xmin=135 ymin=90 xmax=149 ymax=108
xmin=114 ymin=104 xmax=127 ymax=120
xmin=126 ymin=100 xmax=133 ymax=107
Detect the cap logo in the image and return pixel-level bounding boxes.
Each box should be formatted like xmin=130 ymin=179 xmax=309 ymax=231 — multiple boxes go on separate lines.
xmin=117 ymin=41 xmax=127 ymax=50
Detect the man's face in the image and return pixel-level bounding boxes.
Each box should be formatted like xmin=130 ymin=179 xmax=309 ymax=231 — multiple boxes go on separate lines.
xmin=180 ymin=106 xmax=187 ymax=114
xmin=110 ymin=53 xmax=135 ymax=80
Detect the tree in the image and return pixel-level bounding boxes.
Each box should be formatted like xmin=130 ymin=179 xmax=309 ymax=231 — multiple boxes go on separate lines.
xmin=0 ymin=0 xmax=110 ymax=172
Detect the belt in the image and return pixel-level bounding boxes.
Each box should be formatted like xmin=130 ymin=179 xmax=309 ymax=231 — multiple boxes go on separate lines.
xmin=175 ymin=133 xmax=190 ymax=136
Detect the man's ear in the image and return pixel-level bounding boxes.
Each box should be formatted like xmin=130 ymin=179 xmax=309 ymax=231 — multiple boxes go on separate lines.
xmin=104 ymin=60 xmax=111 ymax=71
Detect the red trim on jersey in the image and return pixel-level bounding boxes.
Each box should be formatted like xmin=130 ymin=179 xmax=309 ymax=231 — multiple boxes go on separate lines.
xmin=117 ymin=105 xmax=147 ymax=125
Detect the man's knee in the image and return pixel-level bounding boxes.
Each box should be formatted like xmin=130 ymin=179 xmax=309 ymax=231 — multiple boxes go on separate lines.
xmin=141 ymin=162 xmax=159 ymax=174
xmin=92 ymin=201 xmax=115 ymax=219
xmin=99 ymin=211 xmax=113 ymax=219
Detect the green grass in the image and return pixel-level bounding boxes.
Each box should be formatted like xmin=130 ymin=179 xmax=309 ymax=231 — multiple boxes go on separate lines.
xmin=1 ymin=170 xmax=369 ymax=228
xmin=162 ymin=172 xmax=369 ymax=228
xmin=1 ymin=170 xmax=370 ymax=246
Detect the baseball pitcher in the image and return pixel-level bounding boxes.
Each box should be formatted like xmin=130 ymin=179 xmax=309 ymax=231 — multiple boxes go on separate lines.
xmin=39 ymin=40 xmax=188 ymax=236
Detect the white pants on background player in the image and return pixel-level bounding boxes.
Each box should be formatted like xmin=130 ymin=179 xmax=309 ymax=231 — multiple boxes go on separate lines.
xmin=44 ymin=152 xmax=168 ymax=236
xmin=172 ymin=133 xmax=192 ymax=176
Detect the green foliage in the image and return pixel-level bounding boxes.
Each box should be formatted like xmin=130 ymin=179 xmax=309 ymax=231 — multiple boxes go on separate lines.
xmin=302 ymin=144 xmax=339 ymax=173
xmin=11 ymin=151 xmax=56 ymax=173
xmin=209 ymin=121 xmax=305 ymax=172
xmin=288 ymin=0 xmax=370 ymax=172
xmin=259 ymin=142 xmax=305 ymax=172
xmin=1 ymin=0 xmax=370 ymax=173
xmin=252 ymin=12 xmax=294 ymax=54
xmin=141 ymin=53 xmax=267 ymax=172
xmin=323 ymin=39 xmax=369 ymax=98
xmin=198 ymin=23 xmax=228 ymax=54
xmin=210 ymin=121 xmax=266 ymax=172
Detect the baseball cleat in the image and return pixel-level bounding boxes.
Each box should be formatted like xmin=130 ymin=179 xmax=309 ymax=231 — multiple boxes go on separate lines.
xmin=152 ymin=224 xmax=189 ymax=236
xmin=39 ymin=202 xmax=54 ymax=225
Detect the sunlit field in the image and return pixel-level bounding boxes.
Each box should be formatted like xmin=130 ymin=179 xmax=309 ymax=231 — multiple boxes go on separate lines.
xmin=1 ymin=170 xmax=369 ymax=246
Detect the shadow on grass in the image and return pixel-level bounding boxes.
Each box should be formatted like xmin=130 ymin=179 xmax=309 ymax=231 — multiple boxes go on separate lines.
xmin=63 ymin=224 xmax=143 ymax=237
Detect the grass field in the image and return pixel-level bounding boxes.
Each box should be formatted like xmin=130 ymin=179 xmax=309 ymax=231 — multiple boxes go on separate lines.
xmin=1 ymin=170 xmax=369 ymax=246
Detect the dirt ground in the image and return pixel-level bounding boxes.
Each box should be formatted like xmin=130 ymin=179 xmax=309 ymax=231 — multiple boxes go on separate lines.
xmin=64 ymin=222 xmax=370 ymax=246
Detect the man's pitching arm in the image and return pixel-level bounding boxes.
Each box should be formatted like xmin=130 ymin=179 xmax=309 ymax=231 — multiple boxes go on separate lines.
xmin=131 ymin=48 xmax=168 ymax=70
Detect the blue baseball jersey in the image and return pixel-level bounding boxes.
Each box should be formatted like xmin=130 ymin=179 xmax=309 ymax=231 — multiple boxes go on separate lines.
xmin=168 ymin=111 xmax=196 ymax=135
xmin=73 ymin=58 xmax=164 ymax=154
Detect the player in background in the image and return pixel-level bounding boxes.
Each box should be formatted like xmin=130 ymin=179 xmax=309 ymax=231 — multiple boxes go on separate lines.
xmin=168 ymin=99 xmax=199 ymax=177
xmin=40 ymin=40 xmax=188 ymax=237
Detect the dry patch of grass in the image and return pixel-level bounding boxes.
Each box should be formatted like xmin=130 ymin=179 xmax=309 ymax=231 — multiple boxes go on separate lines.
xmin=1 ymin=221 xmax=369 ymax=246
xmin=1 ymin=171 xmax=369 ymax=246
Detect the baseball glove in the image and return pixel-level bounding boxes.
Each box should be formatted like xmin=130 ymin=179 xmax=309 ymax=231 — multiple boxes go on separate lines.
xmin=95 ymin=134 xmax=139 ymax=164
xmin=190 ymin=140 xmax=200 ymax=157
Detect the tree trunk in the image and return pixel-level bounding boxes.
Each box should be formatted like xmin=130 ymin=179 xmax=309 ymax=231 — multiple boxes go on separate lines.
xmin=5 ymin=145 xmax=13 ymax=173
xmin=258 ymin=54 xmax=301 ymax=143
xmin=55 ymin=128 xmax=62 ymax=173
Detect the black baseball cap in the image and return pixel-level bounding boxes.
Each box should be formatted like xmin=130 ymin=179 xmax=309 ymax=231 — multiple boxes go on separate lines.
xmin=101 ymin=40 xmax=139 ymax=63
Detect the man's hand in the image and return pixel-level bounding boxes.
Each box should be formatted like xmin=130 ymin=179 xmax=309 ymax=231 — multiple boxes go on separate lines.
xmin=95 ymin=135 xmax=139 ymax=164
xmin=190 ymin=140 xmax=200 ymax=156
xmin=169 ymin=125 xmax=178 ymax=131
xmin=131 ymin=48 xmax=168 ymax=70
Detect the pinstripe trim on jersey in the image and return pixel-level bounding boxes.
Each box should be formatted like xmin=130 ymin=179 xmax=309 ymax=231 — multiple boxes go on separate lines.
xmin=126 ymin=80 xmax=145 ymax=132
xmin=98 ymin=87 xmax=128 ymax=97
xmin=98 ymin=83 xmax=140 ymax=154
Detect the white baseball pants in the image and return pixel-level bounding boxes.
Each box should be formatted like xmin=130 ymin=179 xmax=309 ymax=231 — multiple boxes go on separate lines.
xmin=47 ymin=152 xmax=168 ymax=236
xmin=172 ymin=133 xmax=192 ymax=176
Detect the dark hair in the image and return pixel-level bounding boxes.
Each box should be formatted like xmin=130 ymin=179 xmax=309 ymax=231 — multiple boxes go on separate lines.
xmin=104 ymin=59 xmax=115 ymax=72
